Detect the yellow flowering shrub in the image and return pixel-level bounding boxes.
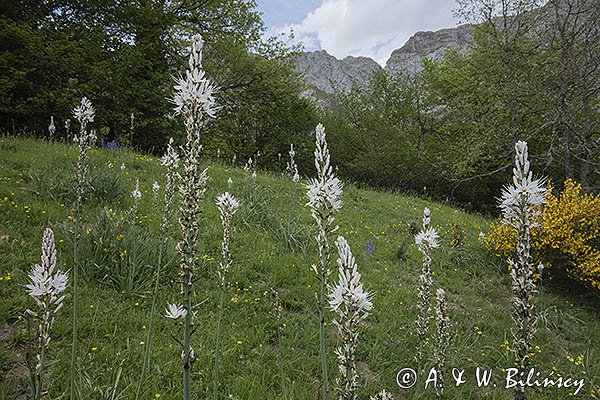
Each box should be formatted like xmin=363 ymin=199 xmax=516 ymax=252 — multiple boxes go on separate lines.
xmin=483 ymin=179 xmax=600 ymax=290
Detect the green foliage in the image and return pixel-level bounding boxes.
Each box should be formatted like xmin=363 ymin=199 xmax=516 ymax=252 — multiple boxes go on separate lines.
xmin=1 ymin=138 xmax=599 ymax=399
xmin=320 ymin=1 xmax=598 ymax=211
xmin=27 ymin=158 xmax=125 ymax=204
xmin=0 ymin=0 xmax=319 ymax=158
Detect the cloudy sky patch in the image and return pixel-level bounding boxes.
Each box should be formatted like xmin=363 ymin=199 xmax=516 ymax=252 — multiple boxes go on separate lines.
xmin=256 ymin=0 xmax=460 ymax=66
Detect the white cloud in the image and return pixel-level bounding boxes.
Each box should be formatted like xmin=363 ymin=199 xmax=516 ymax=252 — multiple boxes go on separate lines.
xmin=271 ymin=0 xmax=458 ymax=66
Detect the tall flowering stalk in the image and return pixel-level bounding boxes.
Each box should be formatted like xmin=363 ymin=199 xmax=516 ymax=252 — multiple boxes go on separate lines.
xmin=25 ymin=228 xmax=68 ymax=400
xmin=306 ymin=123 xmax=343 ymax=400
xmin=329 ymin=236 xmax=372 ymax=400
xmin=287 ymin=143 xmax=300 ymax=182
xmin=168 ymin=33 xmax=218 ymax=400
xmin=414 ymin=207 xmax=439 ymax=367
xmin=65 ymin=119 xmax=71 ymax=140
xmin=161 ymin=138 xmax=180 ymax=232
xmin=151 ymin=181 xmax=160 ymax=210
xmin=135 ymin=139 xmax=180 ymax=400
xmin=499 ymin=141 xmax=546 ymax=400
xmin=48 ymin=116 xmax=55 ymax=141
xmin=212 ymin=192 xmax=239 ymax=400
xmin=434 ymin=288 xmax=451 ymax=400
xmin=131 ymin=178 xmax=142 ymax=216
xmin=70 ymin=96 xmax=95 ymax=400
xmin=129 ymin=112 xmax=135 ymax=146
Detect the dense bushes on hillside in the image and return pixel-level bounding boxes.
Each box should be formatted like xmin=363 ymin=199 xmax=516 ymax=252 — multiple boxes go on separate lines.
xmin=484 ymin=179 xmax=600 ymax=290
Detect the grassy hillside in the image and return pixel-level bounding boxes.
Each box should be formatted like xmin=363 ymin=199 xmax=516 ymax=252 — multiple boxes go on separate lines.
xmin=0 ymin=137 xmax=598 ymax=399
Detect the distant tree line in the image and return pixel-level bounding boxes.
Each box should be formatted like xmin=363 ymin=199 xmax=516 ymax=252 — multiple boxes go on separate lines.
xmin=0 ymin=0 xmax=318 ymax=168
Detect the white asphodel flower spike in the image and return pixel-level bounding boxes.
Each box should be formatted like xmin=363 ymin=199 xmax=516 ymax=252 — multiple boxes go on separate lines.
xmin=328 ymin=236 xmax=372 ymax=399
xmin=415 ymin=206 xmax=438 ymax=363
xmin=73 ymin=97 xmax=95 ymax=125
xmin=306 ymin=124 xmax=343 ymax=215
xmin=169 ymin=34 xmax=219 ymax=399
xmin=25 ymin=228 xmax=68 ymax=394
xmin=216 ymin=192 xmax=240 ymax=216
xmin=48 ymin=116 xmax=56 ymax=139
xmin=161 ymin=138 xmax=180 ymax=168
xmin=171 ymin=34 xmax=219 ymax=121
xmin=131 ymin=178 xmax=142 ymax=201
xmin=498 ymin=140 xmax=547 ymax=400
xmin=500 ymin=141 xmax=547 ymax=227
xmin=306 ymin=123 xmax=344 ymax=400
xmin=329 ymin=236 xmax=373 ymax=314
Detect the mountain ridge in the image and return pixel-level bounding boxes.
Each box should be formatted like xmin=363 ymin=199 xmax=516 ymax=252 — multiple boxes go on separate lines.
xmin=293 ymin=22 xmax=472 ymax=96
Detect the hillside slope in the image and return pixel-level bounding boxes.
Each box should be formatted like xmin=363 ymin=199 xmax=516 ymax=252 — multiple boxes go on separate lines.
xmin=0 ymin=137 xmax=598 ymax=399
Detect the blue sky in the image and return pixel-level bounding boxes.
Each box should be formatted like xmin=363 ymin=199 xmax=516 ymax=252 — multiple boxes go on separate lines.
xmin=256 ymin=0 xmax=460 ymax=66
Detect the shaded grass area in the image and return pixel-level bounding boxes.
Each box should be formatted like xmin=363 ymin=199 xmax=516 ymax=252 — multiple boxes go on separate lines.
xmin=0 ymin=137 xmax=598 ymax=399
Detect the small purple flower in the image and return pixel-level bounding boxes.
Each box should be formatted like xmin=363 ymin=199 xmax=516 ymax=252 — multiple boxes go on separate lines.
xmin=106 ymin=140 xmax=118 ymax=150
xmin=365 ymin=239 xmax=375 ymax=259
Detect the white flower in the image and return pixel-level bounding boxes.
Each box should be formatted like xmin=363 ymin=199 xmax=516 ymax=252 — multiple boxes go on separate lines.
xmin=108 ymin=163 xmax=114 ymax=169
xmin=415 ymin=227 xmax=440 ymax=251
xmin=152 ymin=181 xmax=160 ymax=193
xmin=131 ymin=178 xmax=142 ymax=200
xmin=171 ymin=35 xmax=219 ymax=120
xmin=329 ymin=236 xmax=372 ymax=399
xmin=121 ymin=163 xmax=126 ymax=171
xmin=48 ymin=116 xmax=55 ymax=136
xmin=165 ymin=304 xmax=186 ymax=320
xmin=423 ymin=207 xmax=431 ymax=228
xmin=26 ymin=231 xmax=67 ymax=307
xmin=329 ymin=236 xmax=373 ymax=313
xmin=499 ymin=141 xmax=547 ymax=225
xmin=161 ymin=138 xmax=180 ymax=168
xmin=72 ymin=96 xmax=95 ymax=124
xmin=216 ymin=192 xmax=239 ymax=214
xmin=244 ymin=158 xmax=253 ymax=172
xmin=306 ymin=124 xmax=343 ymax=214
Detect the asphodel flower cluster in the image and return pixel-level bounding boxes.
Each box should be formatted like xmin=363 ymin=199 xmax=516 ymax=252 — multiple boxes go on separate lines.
xmin=287 ymin=143 xmax=300 ymax=182
xmin=25 ymin=228 xmax=68 ymax=398
xmin=48 ymin=116 xmax=55 ymax=140
xmin=499 ymin=141 xmax=546 ymax=400
xmin=131 ymin=178 xmax=142 ymax=215
xmin=306 ymin=123 xmax=343 ymax=400
xmin=307 ymin=123 xmax=343 ymax=281
xmin=434 ymin=288 xmax=451 ymax=400
xmin=216 ymin=192 xmax=239 ymax=286
xmin=160 ymin=137 xmax=180 ymax=237
xmin=73 ymin=97 xmax=96 ymax=206
xmin=168 ymin=34 xmax=217 ymax=398
xmin=64 ymin=119 xmax=71 ymax=139
xmin=415 ymin=207 xmax=439 ymax=361
xmin=329 ymin=236 xmax=372 ymax=400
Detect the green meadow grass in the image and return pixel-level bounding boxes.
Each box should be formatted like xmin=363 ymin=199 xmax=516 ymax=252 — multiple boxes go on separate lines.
xmin=0 ymin=137 xmax=598 ymax=399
